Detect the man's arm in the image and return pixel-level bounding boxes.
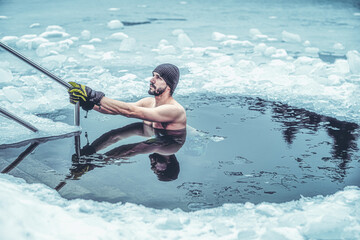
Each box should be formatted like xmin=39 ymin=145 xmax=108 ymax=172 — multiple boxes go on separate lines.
xmin=93 ymin=97 xmax=182 ymax=123
xmin=89 ymin=122 xmax=150 ymax=152
xmin=93 ymin=97 xmax=152 ymax=114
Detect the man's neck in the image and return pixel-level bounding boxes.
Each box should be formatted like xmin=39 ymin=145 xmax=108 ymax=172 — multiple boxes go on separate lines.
xmin=154 ymin=93 xmax=172 ymax=106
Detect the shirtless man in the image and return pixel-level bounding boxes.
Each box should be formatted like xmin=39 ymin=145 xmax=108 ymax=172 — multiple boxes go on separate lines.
xmin=68 ymin=63 xmax=186 ymax=131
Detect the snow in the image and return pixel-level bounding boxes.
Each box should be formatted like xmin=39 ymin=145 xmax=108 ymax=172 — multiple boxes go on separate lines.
xmin=0 ymin=174 xmax=359 ymax=240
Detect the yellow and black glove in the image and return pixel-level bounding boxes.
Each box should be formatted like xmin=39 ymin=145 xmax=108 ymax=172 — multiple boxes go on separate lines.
xmin=68 ymin=82 xmax=105 ymax=111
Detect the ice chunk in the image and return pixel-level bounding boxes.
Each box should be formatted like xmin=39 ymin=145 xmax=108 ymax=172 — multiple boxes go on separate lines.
xmin=305 ymin=47 xmax=319 ymax=54
xmin=35 ymin=39 xmax=72 ymax=56
xmin=271 ymin=49 xmax=288 ymax=58
xmin=249 ymin=28 xmax=262 ymax=39
xmin=77 ymin=44 xmax=94 ymax=55
xmin=254 ymin=43 xmax=267 ymax=53
xmin=2 ymin=86 xmax=24 ymax=102
xmin=303 ymin=40 xmax=311 ymax=47
xmin=0 ymin=36 xmax=18 ymax=46
xmin=294 ymin=56 xmax=315 ymax=66
xmin=16 ymin=34 xmax=38 ymax=49
xmin=107 ymin=20 xmax=124 ymax=29
xmin=333 ymin=43 xmax=345 ymax=50
xmin=108 ymin=8 xmax=120 ymax=11
xmin=237 ymin=60 xmax=256 ymax=71
xmin=81 ymin=30 xmax=91 ymax=40
xmin=212 ymin=32 xmax=227 ymax=41
xmin=46 ymin=25 xmax=65 ymax=32
xmin=40 ymin=31 xmax=70 ymax=38
xmin=155 ymin=216 xmax=183 ymax=230
xmin=326 ymin=75 xmax=343 ymax=86
xmin=346 ymin=50 xmax=360 ymax=74
xmin=89 ymin=38 xmax=102 ymax=43
xmin=29 ymin=23 xmax=41 ymax=28
xmin=36 ymin=42 xmax=69 ymax=57
xmin=16 ymin=37 xmax=50 ymax=50
xmin=177 ymin=33 xmax=194 ymax=48
xmin=158 ymin=39 xmax=170 ymax=48
xmin=119 ymin=38 xmax=136 ymax=52
xmin=16 ymin=38 xmax=32 ymax=49
xmin=262 ymin=227 xmax=304 ymax=240
xmin=211 ymin=55 xmax=234 ymax=66
xmin=158 ymin=45 xmax=176 ymax=55
xmin=19 ymin=75 xmax=41 ymax=86
xmin=70 ymin=37 xmax=79 ymax=42
xmin=227 ymin=35 xmax=238 ymax=40
xmin=108 ymin=32 xmax=128 ymax=40
xmin=255 ymin=34 xmax=268 ymax=40
xmin=172 ymin=29 xmax=184 ymax=36
xmin=220 ymin=40 xmax=253 ymax=48
xmin=264 ymin=46 xmax=276 ymax=56
xmin=155 ymin=39 xmax=177 ymax=55
xmin=101 ymin=51 xmax=116 ymax=61
xmin=0 ymin=16 xmax=8 ymax=19
xmin=333 ymin=59 xmax=350 ymax=74
xmin=0 ymin=67 xmax=13 ymax=83
xmin=41 ymin=55 xmax=67 ymax=70
xmin=282 ymin=30 xmax=301 ymax=43
xmin=78 ymin=44 xmax=99 ymax=57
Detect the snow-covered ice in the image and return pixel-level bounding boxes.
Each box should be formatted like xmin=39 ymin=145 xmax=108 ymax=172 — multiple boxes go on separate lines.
xmin=0 ymin=174 xmax=359 ymax=240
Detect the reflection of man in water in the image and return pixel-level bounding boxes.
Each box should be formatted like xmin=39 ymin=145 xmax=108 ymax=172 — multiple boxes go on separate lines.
xmin=68 ymin=122 xmax=186 ymax=181
xmin=68 ymin=63 xmax=186 ymax=131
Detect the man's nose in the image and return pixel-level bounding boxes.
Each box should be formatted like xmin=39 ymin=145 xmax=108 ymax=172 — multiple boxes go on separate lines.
xmin=150 ymin=77 xmax=155 ymax=83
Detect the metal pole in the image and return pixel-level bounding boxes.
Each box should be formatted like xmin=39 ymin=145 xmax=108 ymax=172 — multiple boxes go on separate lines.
xmin=0 ymin=41 xmax=80 ymax=127
xmin=0 ymin=41 xmax=71 ymax=89
xmin=1 ymin=142 xmax=40 ymax=173
xmin=0 ymin=41 xmax=81 ymax=158
xmin=0 ymin=107 xmax=39 ymax=132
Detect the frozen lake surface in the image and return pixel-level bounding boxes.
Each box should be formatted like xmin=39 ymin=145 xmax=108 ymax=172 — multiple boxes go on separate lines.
xmin=1 ymin=0 xmax=360 ymax=239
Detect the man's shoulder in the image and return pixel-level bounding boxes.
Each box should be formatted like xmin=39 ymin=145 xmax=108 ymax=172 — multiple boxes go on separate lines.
xmin=135 ymin=97 xmax=155 ymax=107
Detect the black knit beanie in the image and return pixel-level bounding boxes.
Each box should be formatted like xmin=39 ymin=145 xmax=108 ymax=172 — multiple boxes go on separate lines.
xmin=153 ymin=63 xmax=180 ymax=95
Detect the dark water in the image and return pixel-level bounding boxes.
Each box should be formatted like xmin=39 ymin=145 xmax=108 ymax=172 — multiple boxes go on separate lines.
xmin=1 ymin=94 xmax=359 ymax=211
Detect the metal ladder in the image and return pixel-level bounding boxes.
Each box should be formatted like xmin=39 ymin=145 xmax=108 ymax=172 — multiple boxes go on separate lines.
xmin=0 ymin=41 xmax=81 ymax=156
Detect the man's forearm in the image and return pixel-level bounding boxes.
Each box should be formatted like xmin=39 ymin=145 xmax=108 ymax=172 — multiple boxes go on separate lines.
xmin=94 ymin=97 xmax=135 ymax=116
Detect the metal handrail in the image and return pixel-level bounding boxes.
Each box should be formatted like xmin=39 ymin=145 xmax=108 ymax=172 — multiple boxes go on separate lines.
xmin=0 ymin=41 xmax=81 ymax=157
xmin=0 ymin=41 xmax=80 ymax=127
xmin=0 ymin=107 xmax=39 ymax=132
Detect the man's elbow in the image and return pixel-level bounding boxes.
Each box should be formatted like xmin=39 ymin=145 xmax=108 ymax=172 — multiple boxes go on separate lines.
xmin=124 ymin=109 xmax=141 ymax=119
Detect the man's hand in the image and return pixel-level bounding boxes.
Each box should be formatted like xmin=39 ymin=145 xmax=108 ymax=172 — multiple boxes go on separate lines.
xmin=68 ymin=82 xmax=105 ymax=111
xmin=80 ymin=144 xmax=96 ymax=156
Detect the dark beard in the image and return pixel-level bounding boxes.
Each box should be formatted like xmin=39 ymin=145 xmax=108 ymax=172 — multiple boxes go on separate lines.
xmin=148 ymin=85 xmax=167 ymax=96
